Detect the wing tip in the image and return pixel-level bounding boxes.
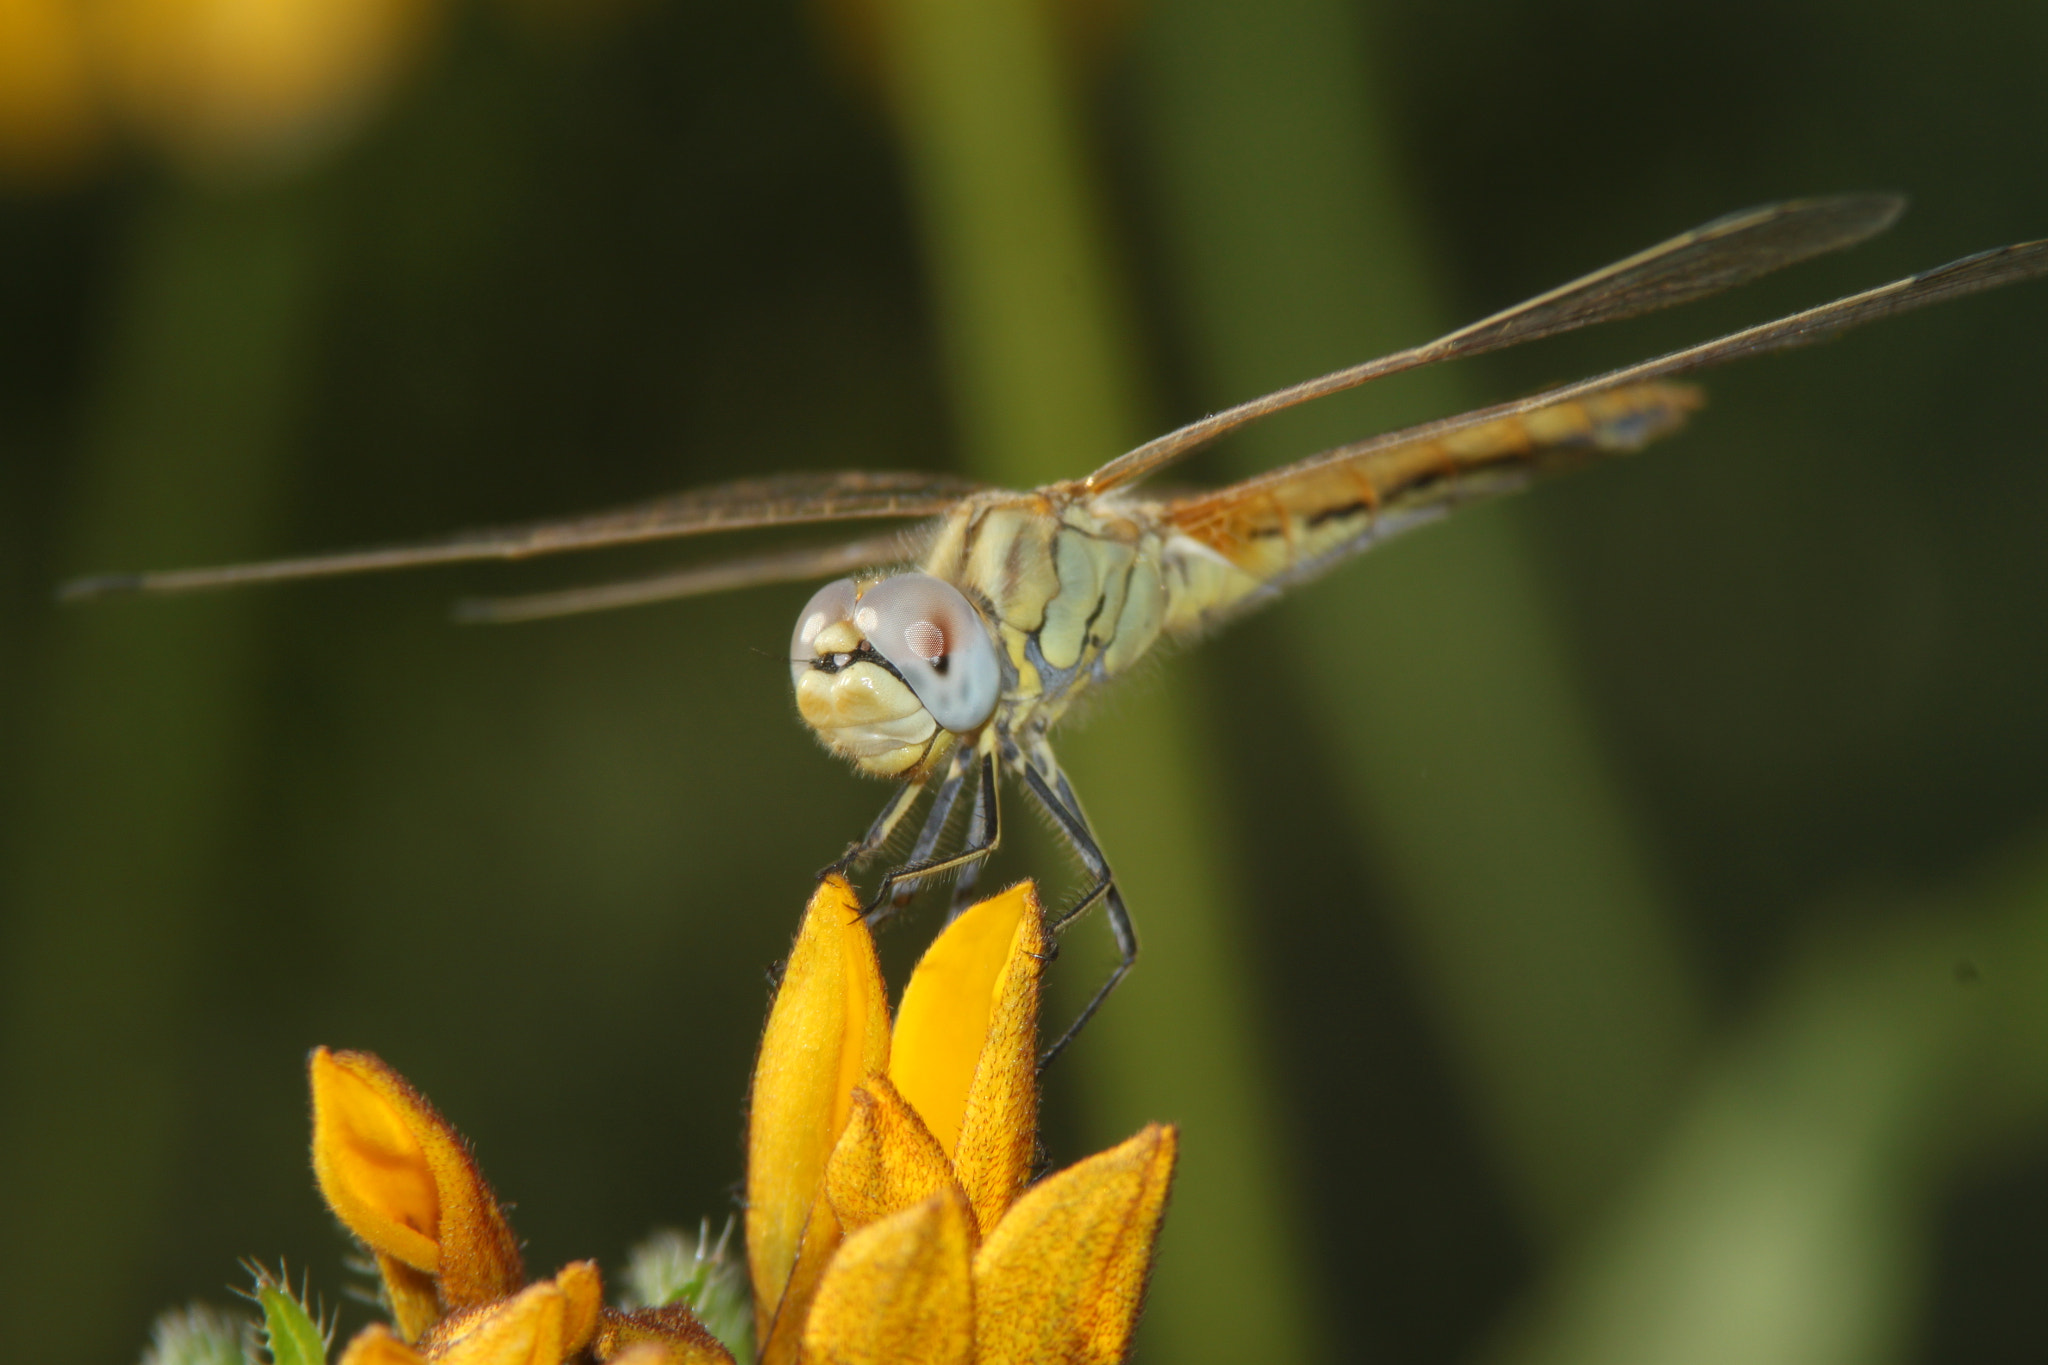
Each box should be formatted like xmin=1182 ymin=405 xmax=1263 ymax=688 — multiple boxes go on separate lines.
xmin=56 ymin=572 xmax=143 ymax=603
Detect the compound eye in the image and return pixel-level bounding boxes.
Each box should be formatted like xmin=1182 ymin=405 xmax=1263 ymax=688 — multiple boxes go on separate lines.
xmin=856 ymin=573 xmax=1000 ymax=733
xmin=790 ymin=578 xmax=858 ymax=679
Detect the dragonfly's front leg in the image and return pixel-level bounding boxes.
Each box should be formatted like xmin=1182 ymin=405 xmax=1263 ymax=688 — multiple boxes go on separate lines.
xmin=943 ymin=762 xmax=995 ymax=921
xmin=820 ymin=779 xmax=926 ymax=879
xmin=863 ymin=749 xmax=1001 ymax=926
xmin=1017 ymin=747 xmax=1138 ymax=1070
xmin=874 ymin=750 xmax=971 ymax=922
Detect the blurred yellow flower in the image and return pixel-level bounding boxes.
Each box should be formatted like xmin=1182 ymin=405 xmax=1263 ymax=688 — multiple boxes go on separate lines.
xmin=748 ymin=876 xmax=1178 ymax=1365
xmin=0 ymin=0 xmax=99 ymax=179
xmin=309 ymin=1047 xmax=735 ymax=1365
xmin=0 ymin=0 xmax=437 ymax=182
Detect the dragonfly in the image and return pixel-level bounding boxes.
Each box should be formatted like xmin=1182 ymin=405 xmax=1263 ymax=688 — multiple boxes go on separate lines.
xmin=64 ymin=195 xmax=2048 ymax=1061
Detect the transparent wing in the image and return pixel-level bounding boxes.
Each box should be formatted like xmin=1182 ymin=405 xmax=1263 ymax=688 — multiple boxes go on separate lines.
xmin=1084 ymin=194 xmax=1907 ymax=492
xmin=60 ymin=469 xmax=983 ymax=601
xmin=452 ymin=531 xmax=919 ymax=624
xmin=1214 ymin=238 xmax=2048 ymax=505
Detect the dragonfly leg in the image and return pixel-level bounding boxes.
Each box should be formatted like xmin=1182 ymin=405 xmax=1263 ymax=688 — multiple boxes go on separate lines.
xmin=820 ymin=780 xmax=925 ymax=880
xmin=874 ymin=754 xmax=970 ymax=922
xmin=1017 ymin=760 xmax=1138 ymax=1071
xmin=944 ymin=770 xmax=993 ymax=922
xmin=863 ymin=751 xmax=1000 ymax=926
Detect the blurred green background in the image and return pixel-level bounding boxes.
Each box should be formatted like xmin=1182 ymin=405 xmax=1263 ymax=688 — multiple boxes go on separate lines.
xmin=4 ymin=0 xmax=2048 ymax=1362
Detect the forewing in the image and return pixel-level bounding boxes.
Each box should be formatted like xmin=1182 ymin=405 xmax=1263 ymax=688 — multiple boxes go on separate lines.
xmin=60 ymin=469 xmax=982 ymax=600
xmin=1084 ymin=194 xmax=1905 ymax=492
xmin=453 ymin=532 xmax=921 ymax=624
xmin=1219 ymin=237 xmax=2048 ymax=503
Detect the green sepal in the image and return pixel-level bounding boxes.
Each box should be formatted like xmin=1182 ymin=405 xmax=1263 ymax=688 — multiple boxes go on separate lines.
xmin=248 ymin=1267 xmax=327 ymax=1365
xmin=621 ymin=1224 xmax=754 ymax=1362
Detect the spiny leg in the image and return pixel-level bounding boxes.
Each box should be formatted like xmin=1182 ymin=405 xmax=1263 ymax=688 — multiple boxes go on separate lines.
xmin=821 ymin=778 xmax=926 ymax=880
xmin=878 ymin=751 xmax=971 ymax=920
xmin=944 ymin=762 xmax=994 ymax=921
xmin=863 ymin=750 xmax=1000 ymax=925
xmin=1017 ymin=758 xmax=1138 ymax=1070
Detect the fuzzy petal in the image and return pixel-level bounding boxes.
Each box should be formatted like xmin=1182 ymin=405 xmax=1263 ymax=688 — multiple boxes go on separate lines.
xmin=310 ymin=1048 xmax=525 ymax=1329
xmin=801 ymin=1188 xmax=974 ymax=1365
xmin=972 ymin=1124 xmax=1178 ymax=1365
xmin=950 ymin=886 xmax=1046 ymax=1233
xmin=373 ymin=1253 xmax=442 ymax=1345
xmin=825 ymin=1075 xmax=966 ymax=1236
xmin=336 ymin=1325 xmax=428 ymax=1365
xmin=890 ymin=882 xmax=1035 ymax=1158
xmin=415 ymin=1280 xmax=563 ymax=1365
xmin=310 ymin=1049 xmax=440 ymax=1271
xmin=591 ymin=1306 xmax=736 ymax=1364
xmin=553 ymin=1261 xmax=603 ymax=1356
xmin=746 ymin=876 xmax=890 ymax=1352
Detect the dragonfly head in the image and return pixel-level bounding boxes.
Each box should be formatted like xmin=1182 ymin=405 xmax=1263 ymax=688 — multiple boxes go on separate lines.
xmin=789 ymin=573 xmax=1001 ymax=780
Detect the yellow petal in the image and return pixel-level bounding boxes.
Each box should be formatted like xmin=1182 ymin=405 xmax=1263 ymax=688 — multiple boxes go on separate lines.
xmin=310 ymin=1048 xmax=439 ymax=1270
xmin=373 ymin=1252 xmax=442 ymax=1345
xmin=889 ymin=882 xmax=1036 ymax=1158
xmin=950 ymin=886 xmax=1047 ymax=1233
xmin=336 ymin=1325 xmax=428 ymax=1365
xmin=591 ymin=1306 xmax=737 ymax=1364
xmin=553 ymin=1261 xmax=602 ymax=1356
xmin=800 ymin=1188 xmax=975 ymax=1365
xmin=825 ymin=1076 xmax=966 ymax=1236
xmin=754 ymin=1205 xmax=839 ymax=1365
xmin=310 ymin=1048 xmax=525 ymax=1325
xmin=972 ymin=1124 xmax=1178 ymax=1365
xmin=746 ymin=877 xmax=890 ymax=1348
xmin=415 ymin=1280 xmax=563 ymax=1365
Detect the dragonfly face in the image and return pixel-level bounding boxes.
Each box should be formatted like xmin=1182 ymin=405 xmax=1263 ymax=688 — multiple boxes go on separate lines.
xmin=790 ymin=572 xmax=1000 ymax=781
xmin=59 ymin=195 xmax=2048 ymax=1061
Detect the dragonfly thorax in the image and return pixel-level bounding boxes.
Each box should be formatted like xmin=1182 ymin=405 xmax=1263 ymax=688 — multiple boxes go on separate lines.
xmin=789 ymin=572 xmax=1001 ymax=780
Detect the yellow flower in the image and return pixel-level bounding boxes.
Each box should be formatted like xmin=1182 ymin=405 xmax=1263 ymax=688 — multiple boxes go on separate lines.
xmin=0 ymin=0 xmax=439 ymax=181
xmin=747 ymin=876 xmax=1178 ymax=1365
xmin=263 ymin=874 xmax=1176 ymax=1365
xmin=309 ymin=1047 xmax=735 ymax=1365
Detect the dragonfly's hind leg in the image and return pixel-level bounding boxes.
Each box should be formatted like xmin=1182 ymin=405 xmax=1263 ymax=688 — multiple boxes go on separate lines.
xmin=1018 ymin=755 xmax=1138 ymax=1071
xmin=863 ymin=750 xmax=1001 ymax=926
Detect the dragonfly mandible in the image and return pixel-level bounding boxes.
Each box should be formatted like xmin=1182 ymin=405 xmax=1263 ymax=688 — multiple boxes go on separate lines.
xmin=64 ymin=196 xmax=2048 ymax=1060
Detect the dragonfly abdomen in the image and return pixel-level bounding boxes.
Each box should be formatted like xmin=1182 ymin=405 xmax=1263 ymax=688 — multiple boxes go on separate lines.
xmin=1158 ymin=381 xmax=1702 ymax=635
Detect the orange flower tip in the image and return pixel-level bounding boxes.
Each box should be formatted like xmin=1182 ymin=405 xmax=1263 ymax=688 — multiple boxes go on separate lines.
xmin=825 ymin=1077 xmax=964 ymax=1237
xmin=309 ymin=1048 xmax=444 ymax=1273
xmin=968 ymin=1124 xmax=1180 ymax=1365
xmin=554 ymin=1260 xmax=603 ymax=1354
xmin=308 ymin=1046 xmax=525 ymax=1315
xmin=801 ymin=1189 xmax=975 ymax=1365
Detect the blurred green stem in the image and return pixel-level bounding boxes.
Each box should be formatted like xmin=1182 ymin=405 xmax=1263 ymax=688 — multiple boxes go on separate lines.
xmin=1496 ymin=844 xmax=2048 ymax=1365
xmin=865 ymin=0 xmax=1324 ymax=1358
xmin=1131 ymin=0 xmax=1707 ymax=1236
xmin=0 ymin=178 xmax=321 ymax=1365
